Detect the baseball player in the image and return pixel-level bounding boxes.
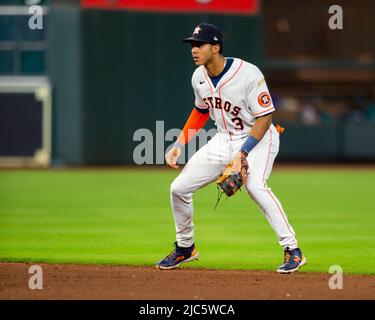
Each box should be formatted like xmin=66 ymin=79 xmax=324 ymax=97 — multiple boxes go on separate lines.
xmin=156 ymin=23 xmax=306 ymax=273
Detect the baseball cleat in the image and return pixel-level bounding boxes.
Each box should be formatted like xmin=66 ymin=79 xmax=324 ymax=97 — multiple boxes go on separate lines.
xmin=277 ymin=247 xmax=306 ymax=274
xmin=156 ymin=242 xmax=199 ymax=270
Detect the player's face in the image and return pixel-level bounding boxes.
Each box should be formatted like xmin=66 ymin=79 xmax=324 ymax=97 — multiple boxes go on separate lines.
xmin=191 ymin=42 xmax=216 ymax=66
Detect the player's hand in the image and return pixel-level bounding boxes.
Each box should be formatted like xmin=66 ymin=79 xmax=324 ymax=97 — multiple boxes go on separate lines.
xmin=165 ymin=146 xmax=182 ymax=169
xmin=230 ymin=151 xmax=249 ymax=184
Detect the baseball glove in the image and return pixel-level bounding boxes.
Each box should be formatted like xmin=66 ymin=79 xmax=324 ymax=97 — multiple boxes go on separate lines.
xmin=216 ymin=172 xmax=243 ymax=197
xmin=215 ymin=152 xmax=249 ymax=205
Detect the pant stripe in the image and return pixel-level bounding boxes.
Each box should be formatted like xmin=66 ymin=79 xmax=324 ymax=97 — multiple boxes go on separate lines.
xmin=261 ymin=129 xmax=296 ymax=238
xmin=267 ymin=189 xmax=296 ymax=237
xmin=262 ymin=129 xmax=272 ymax=185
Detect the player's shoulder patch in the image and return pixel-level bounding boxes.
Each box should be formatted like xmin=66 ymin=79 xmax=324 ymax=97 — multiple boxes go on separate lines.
xmin=257 ymin=91 xmax=272 ymax=108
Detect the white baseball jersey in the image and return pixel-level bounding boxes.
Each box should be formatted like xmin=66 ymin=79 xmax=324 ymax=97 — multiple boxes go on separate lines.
xmin=192 ymin=58 xmax=275 ymax=139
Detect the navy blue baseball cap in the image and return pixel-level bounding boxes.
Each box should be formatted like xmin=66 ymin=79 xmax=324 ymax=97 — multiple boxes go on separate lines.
xmin=182 ymin=23 xmax=223 ymax=45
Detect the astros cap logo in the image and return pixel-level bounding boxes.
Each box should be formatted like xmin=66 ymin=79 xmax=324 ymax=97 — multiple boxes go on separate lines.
xmin=193 ymin=26 xmax=201 ymax=35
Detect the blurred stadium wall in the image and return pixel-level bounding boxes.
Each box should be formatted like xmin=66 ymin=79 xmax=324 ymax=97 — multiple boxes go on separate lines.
xmin=1 ymin=0 xmax=374 ymax=166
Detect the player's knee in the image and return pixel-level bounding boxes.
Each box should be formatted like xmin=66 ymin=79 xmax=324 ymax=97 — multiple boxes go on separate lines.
xmin=170 ymin=180 xmax=186 ymax=198
xmin=245 ymin=179 xmax=265 ymax=196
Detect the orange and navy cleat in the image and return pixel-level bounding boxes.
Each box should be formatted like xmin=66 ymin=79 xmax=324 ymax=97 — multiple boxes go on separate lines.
xmin=277 ymin=247 xmax=307 ymax=274
xmin=156 ymin=242 xmax=199 ymax=270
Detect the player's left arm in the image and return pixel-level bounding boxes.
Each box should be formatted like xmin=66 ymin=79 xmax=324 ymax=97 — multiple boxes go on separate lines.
xmin=249 ymin=113 xmax=272 ymax=141
xmin=232 ymin=68 xmax=275 ymax=180
xmin=241 ymin=68 xmax=275 ymax=157
xmin=230 ymin=113 xmax=272 ymax=181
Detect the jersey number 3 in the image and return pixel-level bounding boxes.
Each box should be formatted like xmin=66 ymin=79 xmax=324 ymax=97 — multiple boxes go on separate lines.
xmin=232 ymin=117 xmax=244 ymax=130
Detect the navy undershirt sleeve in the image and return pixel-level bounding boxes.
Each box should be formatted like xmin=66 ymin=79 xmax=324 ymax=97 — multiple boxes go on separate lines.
xmin=195 ymin=106 xmax=209 ymax=114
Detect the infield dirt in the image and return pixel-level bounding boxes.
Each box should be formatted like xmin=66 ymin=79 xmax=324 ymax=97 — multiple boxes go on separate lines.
xmin=1 ymin=263 xmax=374 ymax=300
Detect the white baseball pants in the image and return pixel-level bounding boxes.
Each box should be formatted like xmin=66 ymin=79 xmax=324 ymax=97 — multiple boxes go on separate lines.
xmin=170 ymin=124 xmax=298 ymax=249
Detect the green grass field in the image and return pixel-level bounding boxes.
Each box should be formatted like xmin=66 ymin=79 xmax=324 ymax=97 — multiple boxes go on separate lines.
xmin=0 ymin=168 xmax=374 ymax=274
